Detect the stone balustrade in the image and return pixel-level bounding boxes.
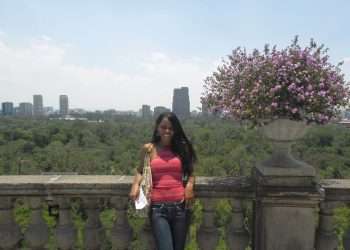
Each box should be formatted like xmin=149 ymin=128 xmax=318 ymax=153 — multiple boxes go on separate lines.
xmin=0 ymin=175 xmax=253 ymax=250
xmin=1 ymin=175 xmax=350 ymax=250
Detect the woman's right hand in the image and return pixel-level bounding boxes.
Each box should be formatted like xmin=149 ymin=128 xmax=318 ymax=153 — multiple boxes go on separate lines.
xmin=129 ymin=184 xmax=140 ymax=201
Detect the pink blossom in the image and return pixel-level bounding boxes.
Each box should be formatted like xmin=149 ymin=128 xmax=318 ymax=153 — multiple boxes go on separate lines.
xmin=288 ymin=83 xmax=296 ymax=91
xmin=318 ymin=91 xmax=326 ymax=97
xmin=202 ymin=37 xmax=350 ymax=124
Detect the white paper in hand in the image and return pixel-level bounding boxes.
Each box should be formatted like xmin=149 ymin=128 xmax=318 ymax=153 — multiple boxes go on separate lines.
xmin=135 ymin=188 xmax=148 ymax=209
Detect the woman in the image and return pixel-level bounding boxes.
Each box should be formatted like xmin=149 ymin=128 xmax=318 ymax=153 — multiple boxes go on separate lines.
xmin=129 ymin=112 xmax=197 ymax=250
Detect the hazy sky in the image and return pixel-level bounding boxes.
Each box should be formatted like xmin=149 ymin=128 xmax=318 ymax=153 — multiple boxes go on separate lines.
xmin=1 ymin=0 xmax=349 ymax=111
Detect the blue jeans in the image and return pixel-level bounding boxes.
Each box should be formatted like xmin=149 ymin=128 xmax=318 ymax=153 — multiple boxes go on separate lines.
xmin=151 ymin=201 xmax=189 ymax=250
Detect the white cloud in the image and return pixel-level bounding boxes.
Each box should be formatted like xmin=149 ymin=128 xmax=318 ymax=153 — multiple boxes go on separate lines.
xmin=0 ymin=37 xmax=216 ymax=111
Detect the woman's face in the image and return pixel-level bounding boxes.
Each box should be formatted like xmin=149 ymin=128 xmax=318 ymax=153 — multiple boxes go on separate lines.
xmin=157 ymin=117 xmax=174 ymax=146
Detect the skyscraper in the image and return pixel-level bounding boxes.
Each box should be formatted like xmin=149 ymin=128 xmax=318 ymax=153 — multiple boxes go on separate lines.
xmin=18 ymin=103 xmax=33 ymax=116
xmin=2 ymin=102 xmax=14 ymax=116
xmin=59 ymin=95 xmax=69 ymax=116
xmin=33 ymin=95 xmax=43 ymax=116
xmin=201 ymin=101 xmax=209 ymax=117
xmin=172 ymin=87 xmax=190 ymax=119
xmin=141 ymin=104 xmax=152 ymax=118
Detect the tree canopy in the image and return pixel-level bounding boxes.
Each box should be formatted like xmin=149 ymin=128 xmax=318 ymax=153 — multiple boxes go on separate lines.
xmin=0 ymin=116 xmax=349 ymax=179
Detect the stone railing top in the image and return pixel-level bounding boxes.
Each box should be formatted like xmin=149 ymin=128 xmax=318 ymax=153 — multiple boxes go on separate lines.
xmin=1 ymin=175 xmax=349 ymax=200
xmin=0 ymin=175 xmax=254 ymax=199
xmin=320 ymin=179 xmax=350 ymax=189
xmin=0 ymin=175 xmax=134 ymax=184
xmin=320 ymin=179 xmax=350 ymax=202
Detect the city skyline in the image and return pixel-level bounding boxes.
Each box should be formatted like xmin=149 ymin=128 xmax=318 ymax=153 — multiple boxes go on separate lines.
xmin=0 ymin=88 xmax=191 ymax=113
xmin=1 ymin=1 xmax=349 ymax=110
xmin=0 ymin=91 xmax=187 ymax=112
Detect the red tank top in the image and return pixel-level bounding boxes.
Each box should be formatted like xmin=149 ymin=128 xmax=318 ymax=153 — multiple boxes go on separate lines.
xmin=150 ymin=147 xmax=185 ymax=202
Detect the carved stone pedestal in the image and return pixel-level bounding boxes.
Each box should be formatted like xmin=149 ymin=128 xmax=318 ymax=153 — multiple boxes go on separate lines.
xmin=253 ymin=164 xmax=321 ymax=250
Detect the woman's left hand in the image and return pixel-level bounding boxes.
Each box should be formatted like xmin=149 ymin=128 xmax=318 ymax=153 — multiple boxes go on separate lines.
xmin=184 ymin=182 xmax=194 ymax=201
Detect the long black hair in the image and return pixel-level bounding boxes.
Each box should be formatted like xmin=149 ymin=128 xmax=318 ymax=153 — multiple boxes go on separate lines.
xmin=151 ymin=112 xmax=197 ymax=176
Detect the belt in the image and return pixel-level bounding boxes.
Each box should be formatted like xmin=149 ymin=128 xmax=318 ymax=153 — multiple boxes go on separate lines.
xmin=151 ymin=200 xmax=185 ymax=208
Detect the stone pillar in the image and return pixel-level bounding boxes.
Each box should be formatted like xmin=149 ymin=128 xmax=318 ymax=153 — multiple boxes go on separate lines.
xmin=83 ymin=198 xmax=105 ymax=250
xmin=226 ymin=198 xmax=249 ymax=250
xmin=24 ymin=197 xmax=49 ymax=250
xmin=197 ymin=198 xmax=219 ymax=250
xmin=0 ymin=197 xmax=22 ymax=250
xmin=316 ymin=201 xmax=340 ymax=250
xmin=110 ymin=197 xmax=132 ymax=250
xmin=253 ymin=165 xmax=322 ymax=250
xmin=55 ymin=197 xmax=76 ymax=250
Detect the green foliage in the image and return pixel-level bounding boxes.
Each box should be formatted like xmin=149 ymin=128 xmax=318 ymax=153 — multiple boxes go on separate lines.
xmin=100 ymin=209 xmax=117 ymax=250
xmin=14 ymin=200 xmax=31 ymax=231
xmin=1 ymin=117 xmax=349 ymax=179
xmin=334 ymin=205 xmax=350 ymax=250
xmin=293 ymin=124 xmax=350 ymax=178
xmin=215 ymin=200 xmax=232 ymax=227
xmin=0 ymin=116 xmax=269 ymax=177
xmin=71 ymin=201 xmax=86 ymax=250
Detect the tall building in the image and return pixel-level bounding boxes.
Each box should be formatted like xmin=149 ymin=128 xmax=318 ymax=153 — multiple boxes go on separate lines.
xmin=59 ymin=95 xmax=69 ymax=116
xmin=153 ymin=106 xmax=170 ymax=118
xmin=18 ymin=103 xmax=33 ymax=116
xmin=201 ymin=101 xmax=209 ymax=117
xmin=141 ymin=105 xmax=152 ymax=118
xmin=2 ymin=102 xmax=14 ymax=116
xmin=172 ymin=87 xmax=190 ymax=119
xmin=33 ymin=95 xmax=44 ymax=116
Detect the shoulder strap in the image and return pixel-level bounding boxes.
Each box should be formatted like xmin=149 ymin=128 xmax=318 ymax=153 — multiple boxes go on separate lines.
xmin=144 ymin=143 xmax=154 ymax=154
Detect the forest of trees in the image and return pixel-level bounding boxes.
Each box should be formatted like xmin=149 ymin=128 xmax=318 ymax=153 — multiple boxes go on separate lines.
xmin=1 ymin=116 xmax=350 ymax=179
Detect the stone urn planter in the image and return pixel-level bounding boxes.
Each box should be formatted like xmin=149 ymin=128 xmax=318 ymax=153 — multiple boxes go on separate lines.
xmin=260 ymin=118 xmax=310 ymax=168
xmin=256 ymin=118 xmax=316 ymax=184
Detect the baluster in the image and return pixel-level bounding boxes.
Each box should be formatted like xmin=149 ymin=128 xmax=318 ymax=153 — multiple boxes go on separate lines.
xmin=344 ymin=227 xmax=350 ymax=250
xmin=24 ymin=197 xmax=49 ymax=250
xmin=83 ymin=198 xmax=105 ymax=250
xmin=316 ymin=201 xmax=339 ymax=250
xmin=226 ymin=198 xmax=249 ymax=250
xmin=139 ymin=218 xmax=155 ymax=250
xmin=55 ymin=197 xmax=76 ymax=250
xmin=0 ymin=197 xmax=21 ymax=250
xmin=110 ymin=197 xmax=132 ymax=250
xmin=197 ymin=198 xmax=219 ymax=250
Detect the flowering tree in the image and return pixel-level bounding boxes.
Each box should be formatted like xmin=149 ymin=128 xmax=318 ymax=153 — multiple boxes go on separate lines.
xmin=202 ymin=37 xmax=350 ymax=125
